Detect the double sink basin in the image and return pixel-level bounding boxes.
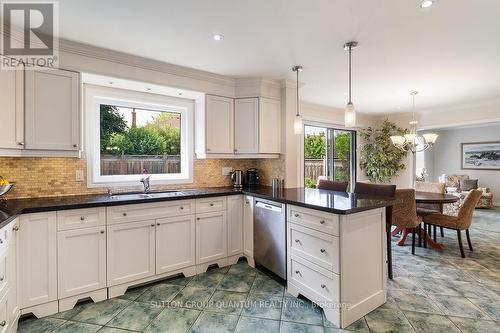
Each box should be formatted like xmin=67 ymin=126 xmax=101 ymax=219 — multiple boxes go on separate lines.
xmin=109 ymin=190 xmax=191 ymax=200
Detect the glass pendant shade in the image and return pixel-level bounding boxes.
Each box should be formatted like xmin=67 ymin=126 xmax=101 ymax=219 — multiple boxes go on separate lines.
xmin=294 ymin=114 xmax=303 ymax=135
xmin=344 ymin=102 xmax=356 ymax=128
xmin=390 ymin=136 xmax=406 ymax=146
xmin=422 ymin=133 xmax=438 ymax=144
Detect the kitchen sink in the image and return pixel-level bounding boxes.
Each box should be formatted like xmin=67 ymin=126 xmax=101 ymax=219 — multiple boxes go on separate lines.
xmin=109 ymin=191 xmax=187 ymax=200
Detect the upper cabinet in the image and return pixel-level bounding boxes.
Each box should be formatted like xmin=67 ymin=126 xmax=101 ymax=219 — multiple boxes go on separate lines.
xmin=0 ymin=56 xmax=24 ymax=150
xmin=25 ymin=69 xmax=80 ymax=151
xmin=205 ymin=95 xmax=234 ymax=154
xmin=199 ymin=95 xmax=281 ymax=159
xmin=0 ymin=64 xmax=80 ymax=157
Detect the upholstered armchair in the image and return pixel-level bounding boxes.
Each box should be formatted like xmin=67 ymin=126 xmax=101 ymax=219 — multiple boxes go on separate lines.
xmin=443 ymin=175 xmax=493 ymax=216
xmin=423 ymin=189 xmax=482 ymax=258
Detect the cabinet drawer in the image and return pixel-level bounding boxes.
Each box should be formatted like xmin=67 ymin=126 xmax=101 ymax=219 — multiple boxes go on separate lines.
xmin=289 ymin=255 xmax=339 ymax=304
xmin=288 ymin=205 xmax=339 ymax=236
xmin=289 ymin=223 xmax=339 ymax=273
xmin=107 ymin=200 xmax=194 ymax=225
xmin=0 ymin=256 xmax=6 ymax=299
xmin=196 ymin=196 xmax=227 ymax=213
xmin=57 ymin=208 xmax=106 ymax=231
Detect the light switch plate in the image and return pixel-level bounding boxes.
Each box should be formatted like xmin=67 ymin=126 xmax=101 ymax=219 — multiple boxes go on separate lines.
xmin=75 ymin=170 xmax=85 ymax=182
xmin=222 ymin=167 xmax=233 ymax=176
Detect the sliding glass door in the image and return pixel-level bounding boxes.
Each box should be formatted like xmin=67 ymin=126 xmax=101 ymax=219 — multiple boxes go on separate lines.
xmin=304 ymin=125 xmax=356 ymax=190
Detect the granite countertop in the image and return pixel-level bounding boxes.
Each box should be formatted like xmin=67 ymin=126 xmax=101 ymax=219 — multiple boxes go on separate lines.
xmin=0 ymin=186 xmax=394 ymax=228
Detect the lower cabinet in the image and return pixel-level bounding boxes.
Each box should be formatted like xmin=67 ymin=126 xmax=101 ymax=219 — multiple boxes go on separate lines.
xmin=156 ymin=215 xmax=196 ymax=274
xmin=227 ymin=195 xmax=243 ymax=257
xmin=196 ymin=211 xmax=227 ymax=264
xmin=107 ymin=220 xmax=155 ymax=286
xmin=0 ymin=292 xmax=8 ymax=333
xmin=7 ymin=219 xmax=19 ymax=328
xmin=57 ymin=226 xmax=106 ymax=298
xmin=243 ymin=196 xmax=254 ymax=261
xmin=18 ymin=212 xmax=57 ymax=309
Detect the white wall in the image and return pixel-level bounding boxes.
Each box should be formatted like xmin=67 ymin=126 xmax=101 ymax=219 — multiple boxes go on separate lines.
xmin=423 ymin=124 xmax=500 ymax=206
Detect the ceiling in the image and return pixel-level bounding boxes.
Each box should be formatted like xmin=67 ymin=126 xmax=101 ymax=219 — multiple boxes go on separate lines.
xmin=42 ymin=1 xmax=500 ymax=113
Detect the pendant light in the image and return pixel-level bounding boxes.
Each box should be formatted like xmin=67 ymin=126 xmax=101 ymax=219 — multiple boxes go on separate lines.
xmin=292 ymin=65 xmax=303 ymax=135
xmin=344 ymin=41 xmax=358 ymax=128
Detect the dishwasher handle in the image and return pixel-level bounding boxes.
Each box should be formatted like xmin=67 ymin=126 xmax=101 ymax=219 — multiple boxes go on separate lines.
xmin=255 ymin=201 xmax=282 ymax=213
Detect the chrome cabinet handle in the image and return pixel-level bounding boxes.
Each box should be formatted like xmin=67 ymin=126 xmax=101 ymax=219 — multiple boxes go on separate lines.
xmin=151 ymin=223 xmax=155 ymax=227
xmin=180 ymin=206 xmax=184 ymax=210
xmin=157 ymin=223 xmax=160 ymax=226
xmin=210 ymin=203 xmax=214 ymax=207
xmin=73 ymin=144 xmax=78 ymax=148
xmin=80 ymin=216 xmax=85 ymax=221
xmin=100 ymin=230 xmax=105 ymax=234
xmin=0 ymin=320 xmax=5 ymax=326
xmin=17 ymin=142 xmax=24 ymax=146
xmin=0 ymin=275 xmax=4 ymax=281
xmin=321 ymin=284 xmax=326 ymax=289
xmin=197 ymin=217 xmax=200 ymax=220
xmin=122 ymin=212 xmax=127 ymax=216
xmin=295 ymin=270 xmax=302 ymax=276
xmin=294 ymin=239 xmax=301 ymax=244
xmin=206 ymin=148 xmax=211 ymax=152
xmin=13 ymin=226 xmax=19 ymax=231
xmin=319 ymin=220 xmax=325 ymax=224
xmin=0 ymin=239 xmax=3 ymax=244
xmin=245 ymin=200 xmax=249 ymax=204
xmin=294 ymin=213 xmax=300 ymax=218
xmin=320 ymin=249 xmax=326 ymax=253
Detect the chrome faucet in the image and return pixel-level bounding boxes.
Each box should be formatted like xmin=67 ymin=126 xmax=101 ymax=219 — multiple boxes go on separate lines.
xmin=140 ymin=175 xmax=151 ymax=194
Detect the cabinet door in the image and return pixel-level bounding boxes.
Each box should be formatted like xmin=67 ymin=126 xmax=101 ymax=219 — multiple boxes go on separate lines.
xmin=156 ymin=215 xmax=195 ymax=274
xmin=243 ymin=196 xmax=254 ymax=258
xmin=227 ymin=195 xmax=243 ymax=256
xmin=107 ymin=220 xmax=155 ymax=286
xmin=234 ymin=98 xmax=259 ymax=154
xmin=7 ymin=219 xmax=20 ymax=325
xmin=196 ymin=212 xmax=227 ymax=264
xmin=19 ymin=212 xmax=57 ymax=308
xmin=0 ymin=56 xmax=24 ymax=150
xmin=24 ymin=68 xmax=80 ymax=151
xmin=57 ymin=226 xmax=106 ymax=298
xmin=259 ymin=98 xmax=281 ymax=154
xmin=205 ymin=95 xmax=234 ymax=154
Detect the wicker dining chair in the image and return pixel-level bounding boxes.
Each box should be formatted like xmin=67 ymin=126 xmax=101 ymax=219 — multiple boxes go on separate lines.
xmin=392 ymin=189 xmax=422 ymax=255
xmin=422 ymin=189 xmax=482 ymax=258
xmin=317 ymin=178 xmax=349 ymax=192
xmin=415 ymin=181 xmax=446 ymax=243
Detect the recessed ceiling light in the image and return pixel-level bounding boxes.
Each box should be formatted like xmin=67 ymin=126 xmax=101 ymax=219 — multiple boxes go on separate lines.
xmin=420 ymin=0 xmax=435 ymax=8
xmin=213 ymin=34 xmax=224 ymax=41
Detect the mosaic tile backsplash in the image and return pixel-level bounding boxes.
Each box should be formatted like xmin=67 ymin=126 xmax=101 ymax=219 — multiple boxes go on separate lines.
xmin=0 ymin=156 xmax=285 ymax=199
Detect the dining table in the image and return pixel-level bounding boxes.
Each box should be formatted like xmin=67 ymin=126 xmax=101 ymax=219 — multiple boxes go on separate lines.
xmin=391 ymin=191 xmax=460 ymax=250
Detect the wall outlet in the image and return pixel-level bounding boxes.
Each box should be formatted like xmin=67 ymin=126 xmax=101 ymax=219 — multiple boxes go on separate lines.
xmin=222 ymin=167 xmax=233 ymax=176
xmin=75 ymin=169 xmax=85 ymax=182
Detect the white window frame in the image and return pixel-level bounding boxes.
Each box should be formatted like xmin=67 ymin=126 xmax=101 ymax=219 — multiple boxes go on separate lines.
xmin=84 ymin=85 xmax=194 ymax=187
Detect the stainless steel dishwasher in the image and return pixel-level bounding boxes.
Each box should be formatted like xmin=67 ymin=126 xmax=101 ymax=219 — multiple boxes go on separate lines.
xmin=254 ymin=198 xmax=286 ymax=279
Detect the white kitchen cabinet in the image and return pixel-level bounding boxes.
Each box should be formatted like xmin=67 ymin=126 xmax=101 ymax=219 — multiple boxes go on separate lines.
xmin=0 ymin=56 xmax=24 ymax=150
xmin=107 ymin=220 xmax=155 ymax=286
xmin=24 ymin=68 xmax=80 ymax=151
xmin=243 ymin=196 xmax=254 ymax=264
xmin=156 ymin=215 xmax=196 ymax=274
xmin=259 ymin=98 xmax=281 ymax=154
xmin=196 ymin=211 xmax=227 ymax=264
xmin=227 ymin=195 xmax=244 ymax=257
xmin=7 ymin=219 xmax=20 ymax=328
xmin=18 ymin=212 xmax=57 ymax=308
xmin=57 ymin=226 xmax=106 ymax=298
xmin=234 ymin=98 xmax=259 ymax=154
xmin=205 ymin=94 xmax=234 ymax=154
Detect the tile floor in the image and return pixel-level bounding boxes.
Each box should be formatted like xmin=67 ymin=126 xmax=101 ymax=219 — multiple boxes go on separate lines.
xmin=18 ymin=207 xmax=500 ymax=332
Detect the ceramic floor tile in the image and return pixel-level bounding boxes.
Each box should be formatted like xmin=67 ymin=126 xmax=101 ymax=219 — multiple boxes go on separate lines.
xmin=52 ymin=321 xmax=102 ymax=333
xmin=218 ymin=272 xmax=256 ymax=292
xmin=389 ymin=289 xmax=442 ymax=314
xmin=451 ymin=280 xmax=500 ymax=300
xmin=163 ymin=274 xmax=193 ymax=286
xmin=430 ymin=295 xmax=489 ymax=319
xmin=403 ymin=311 xmax=460 ymax=333
xmin=205 ymin=290 xmax=248 ymax=315
xmin=143 ymin=306 xmax=201 ymax=333
xmin=171 ymin=286 xmax=214 ymax=309
xmin=242 ymin=293 xmax=283 ymax=320
xmin=227 ymin=262 xmax=258 ymax=276
xmin=364 ymin=308 xmax=416 ymax=333
xmin=466 ymin=269 xmax=500 ymax=285
xmin=448 ymin=316 xmax=500 ymax=333
xmin=235 ymin=316 xmax=280 ymax=333
xmin=105 ymin=301 xmax=163 ymax=331
xmin=97 ymin=328 xmax=137 ymax=333
xmin=468 ymin=297 xmax=500 ymax=320
xmin=71 ymin=298 xmax=131 ymax=326
xmin=187 ymin=270 xmax=226 ymax=290
xmin=117 ymin=285 xmax=150 ymax=301
xmin=279 ymin=321 xmax=324 ymax=333
xmin=250 ymin=273 xmax=285 ymax=297
xmin=50 ymin=301 xmax=91 ymax=320
xmin=189 ymin=311 xmax=239 ymax=333
xmin=323 ymin=314 xmax=369 ymax=332
xmin=387 ymin=277 xmax=422 ymax=293
xmin=281 ymin=296 xmax=323 ymax=326
xmin=416 ymin=278 xmax=462 ymax=296
xmin=135 ymin=283 xmax=184 ymax=304
xmin=17 ymin=317 xmax=66 ymax=333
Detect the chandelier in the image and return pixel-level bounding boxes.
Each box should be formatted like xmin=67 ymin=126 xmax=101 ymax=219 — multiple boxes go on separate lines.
xmin=390 ymin=91 xmax=438 ymax=153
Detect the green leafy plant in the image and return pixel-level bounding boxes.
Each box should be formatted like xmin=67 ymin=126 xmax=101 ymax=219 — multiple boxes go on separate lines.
xmin=359 ymin=119 xmax=408 ymax=183
xmin=304 ymin=132 xmax=326 ymax=159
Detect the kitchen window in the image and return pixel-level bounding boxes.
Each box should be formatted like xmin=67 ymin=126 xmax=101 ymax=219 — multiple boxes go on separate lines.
xmin=85 ymin=86 xmax=194 ymax=186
